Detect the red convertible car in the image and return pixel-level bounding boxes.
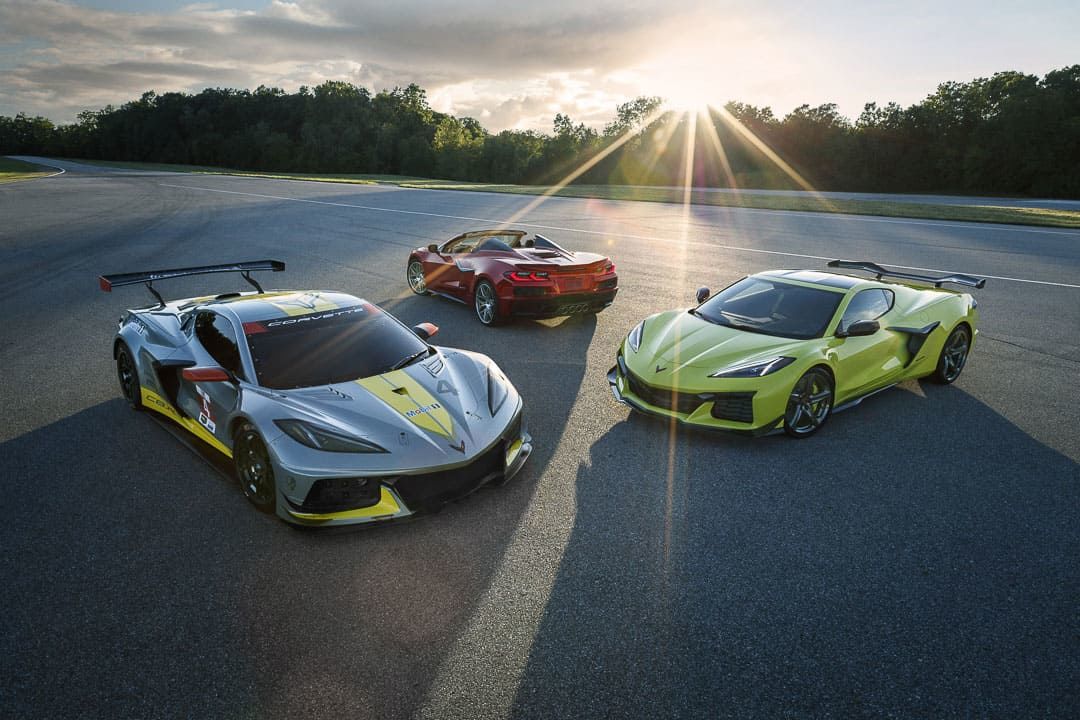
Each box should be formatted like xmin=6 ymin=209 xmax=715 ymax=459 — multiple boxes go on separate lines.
xmin=406 ymin=230 xmax=619 ymax=326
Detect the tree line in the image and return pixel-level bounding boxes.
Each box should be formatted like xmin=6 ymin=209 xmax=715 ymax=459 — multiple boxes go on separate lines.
xmin=2 ymin=65 xmax=1078 ymax=197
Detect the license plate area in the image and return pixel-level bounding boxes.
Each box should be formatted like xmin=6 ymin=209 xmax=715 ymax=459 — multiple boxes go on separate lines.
xmin=558 ymin=276 xmax=587 ymax=292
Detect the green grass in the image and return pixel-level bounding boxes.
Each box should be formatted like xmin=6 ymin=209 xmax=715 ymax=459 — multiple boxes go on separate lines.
xmin=78 ymin=159 xmax=381 ymax=185
xmin=394 ymin=182 xmax=1080 ymax=229
xmin=0 ymin=157 xmax=56 ymax=184
xmin=58 ymin=158 xmax=1080 ymax=229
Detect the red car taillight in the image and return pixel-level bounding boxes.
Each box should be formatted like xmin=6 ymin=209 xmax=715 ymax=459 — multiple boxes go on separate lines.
xmin=505 ymin=270 xmax=550 ymax=282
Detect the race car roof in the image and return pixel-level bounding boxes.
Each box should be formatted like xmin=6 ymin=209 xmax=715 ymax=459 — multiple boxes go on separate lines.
xmin=178 ymin=290 xmax=368 ymax=322
xmin=757 ymin=270 xmax=863 ymax=290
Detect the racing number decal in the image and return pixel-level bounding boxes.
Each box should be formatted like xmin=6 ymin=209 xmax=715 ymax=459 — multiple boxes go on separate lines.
xmin=195 ymin=385 xmax=217 ymax=433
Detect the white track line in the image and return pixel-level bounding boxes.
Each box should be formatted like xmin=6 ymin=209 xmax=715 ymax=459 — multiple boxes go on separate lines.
xmin=5 ymin=156 xmax=65 ymax=180
xmin=158 ymin=182 xmax=1080 ymax=289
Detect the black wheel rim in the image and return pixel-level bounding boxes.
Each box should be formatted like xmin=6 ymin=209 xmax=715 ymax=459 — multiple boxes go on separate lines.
xmin=117 ymin=350 xmax=138 ymax=403
xmin=236 ymin=430 xmax=275 ymax=506
xmin=942 ymin=328 xmax=969 ymax=382
xmin=786 ymin=371 xmax=833 ymax=434
xmin=475 ymin=283 xmax=495 ymax=324
xmin=408 ymin=261 xmax=426 ymax=293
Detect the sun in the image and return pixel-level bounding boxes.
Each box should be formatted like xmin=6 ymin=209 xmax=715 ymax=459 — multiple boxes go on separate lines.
xmin=632 ymin=46 xmax=727 ymax=114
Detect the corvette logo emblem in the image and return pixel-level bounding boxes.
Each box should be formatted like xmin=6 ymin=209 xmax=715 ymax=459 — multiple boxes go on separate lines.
xmin=655 ymin=364 xmax=667 ymax=373
xmin=449 ymin=439 xmax=466 ymax=453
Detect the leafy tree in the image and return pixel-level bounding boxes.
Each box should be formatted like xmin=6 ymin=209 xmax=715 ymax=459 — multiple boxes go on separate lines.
xmin=3 ymin=66 xmax=1078 ymax=197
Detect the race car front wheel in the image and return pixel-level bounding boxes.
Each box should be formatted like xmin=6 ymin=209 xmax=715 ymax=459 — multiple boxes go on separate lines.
xmin=234 ymin=423 xmax=277 ymax=514
xmin=474 ymin=280 xmax=504 ymax=326
xmin=784 ymin=367 xmax=833 ymax=438
xmin=407 ymin=259 xmax=427 ymax=294
xmin=932 ymin=324 xmax=970 ymax=384
xmin=116 ymin=342 xmax=143 ymax=411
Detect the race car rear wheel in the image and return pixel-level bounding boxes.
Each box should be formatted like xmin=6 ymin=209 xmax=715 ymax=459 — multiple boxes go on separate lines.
xmin=474 ymin=280 xmax=504 ymax=326
xmin=784 ymin=367 xmax=833 ymax=438
xmin=234 ymin=423 xmax=277 ymax=514
xmin=116 ymin=342 xmax=143 ymax=411
xmin=407 ymin=259 xmax=427 ymax=294
xmin=932 ymin=324 xmax=971 ymax=384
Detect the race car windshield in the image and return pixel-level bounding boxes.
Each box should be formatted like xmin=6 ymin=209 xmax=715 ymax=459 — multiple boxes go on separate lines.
xmin=243 ymin=304 xmax=430 ymax=389
xmin=693 ymin=277 xmax=844 ymax=339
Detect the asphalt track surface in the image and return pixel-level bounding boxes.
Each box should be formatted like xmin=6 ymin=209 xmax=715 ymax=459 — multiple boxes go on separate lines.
xmin=2 ymin=158 xmax=1078 ymax=719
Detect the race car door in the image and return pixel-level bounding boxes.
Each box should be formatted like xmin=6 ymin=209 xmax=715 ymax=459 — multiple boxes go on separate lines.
xmin=831 ymin=289 xmax=906 ymax=399
xmin=175 ymin=310 xmax=243 ymax=450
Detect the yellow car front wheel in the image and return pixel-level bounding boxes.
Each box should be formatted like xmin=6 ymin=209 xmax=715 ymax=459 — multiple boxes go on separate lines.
xmin=784 ymin=368 xmax=834 ymax=438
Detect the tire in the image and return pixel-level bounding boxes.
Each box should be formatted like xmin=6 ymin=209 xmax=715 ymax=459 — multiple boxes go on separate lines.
xmin=116 ymin=342 xmax=144 ymax=411
xmin=784 ymin=367 xmax=834 ymax=438
xmin=407 ymin=258 xmax=427 ymax=295
xmin=233 ymin=422 xmax=277 ymax=514
xmin=473 ymin=279 xmax=504 ymax=326
xmin=932 ymin=324 xmax=971 ymax=384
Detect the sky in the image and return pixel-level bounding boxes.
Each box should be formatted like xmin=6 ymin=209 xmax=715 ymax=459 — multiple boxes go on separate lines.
xmin=1 ymin=0 xmax=1077 ymax=132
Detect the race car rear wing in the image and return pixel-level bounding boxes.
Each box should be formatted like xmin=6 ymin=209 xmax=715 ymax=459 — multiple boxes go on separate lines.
xmin=99 ymin=260 xmax=285 ymax=306
xmin=827 ymin=260 xmax=986 ymax=289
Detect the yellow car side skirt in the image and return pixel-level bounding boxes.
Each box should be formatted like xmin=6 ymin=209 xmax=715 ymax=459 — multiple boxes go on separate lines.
xmin=140 ymin=387 xmax=233 ymax=458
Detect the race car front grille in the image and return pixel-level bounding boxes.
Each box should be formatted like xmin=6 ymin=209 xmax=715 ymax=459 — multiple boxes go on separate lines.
xmin=710 ymin=393 xmax=755 ymax=423
xmin=624 ymin=371 xmax=756 ymax=423
xmin=625 ymin=371 xmax=707 ymax=415
xmin=392 ymin=442 xmax=505 ymax=511
xmin=296 ymin=477 xmax=382 ymax=513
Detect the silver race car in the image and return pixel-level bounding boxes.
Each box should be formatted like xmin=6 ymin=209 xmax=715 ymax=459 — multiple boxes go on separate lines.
xmin=100 ymin=261 xmax=532 ymax=527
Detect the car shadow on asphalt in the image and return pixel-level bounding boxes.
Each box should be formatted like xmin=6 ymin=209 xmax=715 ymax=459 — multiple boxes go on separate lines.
xmin=0 ymin=311 xmax=596 ymax=718
xmin=509 ymin=381 xmax=1080 ymax=718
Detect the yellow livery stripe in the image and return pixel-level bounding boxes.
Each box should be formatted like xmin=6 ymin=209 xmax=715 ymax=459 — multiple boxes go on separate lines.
xmin=505 ymin=437 xmax=524 ymax=466
xmin=286 ymin=487 xmax=402 ymax=522
xmin=267 ymin=292 xmax=340 ymax=317
xmin=140 ymin=387 xmax=233 ymax=458
xmin=355 ymin=370 xmax=454 ymax=438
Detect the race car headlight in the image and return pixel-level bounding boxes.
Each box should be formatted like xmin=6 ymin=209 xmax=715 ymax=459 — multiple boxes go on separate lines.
xmin=487 ymin=364 xmax=509 ymax=416
xmin=627 ymin=321 xmax=645 ymax=352
xmin=709 ymin=356 xmax=796 ymax=378
xmin=273 ymin=419 xmax=388 ymax=453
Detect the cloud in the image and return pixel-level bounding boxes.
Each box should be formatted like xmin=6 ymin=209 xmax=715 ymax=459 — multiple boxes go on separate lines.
xmin=5 ymin=1 xmax=1074 ymax=131
xmin=0 ymin=0 xmax=710 ymax=129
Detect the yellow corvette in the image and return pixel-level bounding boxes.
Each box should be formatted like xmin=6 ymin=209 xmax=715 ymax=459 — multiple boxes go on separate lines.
xmin=608 ymin=260 xmax=984 ymax=438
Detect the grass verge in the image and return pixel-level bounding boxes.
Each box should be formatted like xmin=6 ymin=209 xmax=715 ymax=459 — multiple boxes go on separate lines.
xmin=78 ymin=159 xmax=381 ymax=185
xmin=55 ymin=158 xmax=1080 ymax=229
xmin=0 ymin=157 xmax=57 ymax=184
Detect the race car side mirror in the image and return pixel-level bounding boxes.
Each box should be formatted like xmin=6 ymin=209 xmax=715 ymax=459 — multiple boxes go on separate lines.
xmin=696 ymin=287 xmax=711 ymax=304
xmin=837 ymin=320 xmax=880 ymax=338
xmin=427 ymin=244 xmax=439 ymax=253
xmin=182 ymin=366 xmax=233 ymax=383
xmin=412 ymin=322 xmax=439 ymax=340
